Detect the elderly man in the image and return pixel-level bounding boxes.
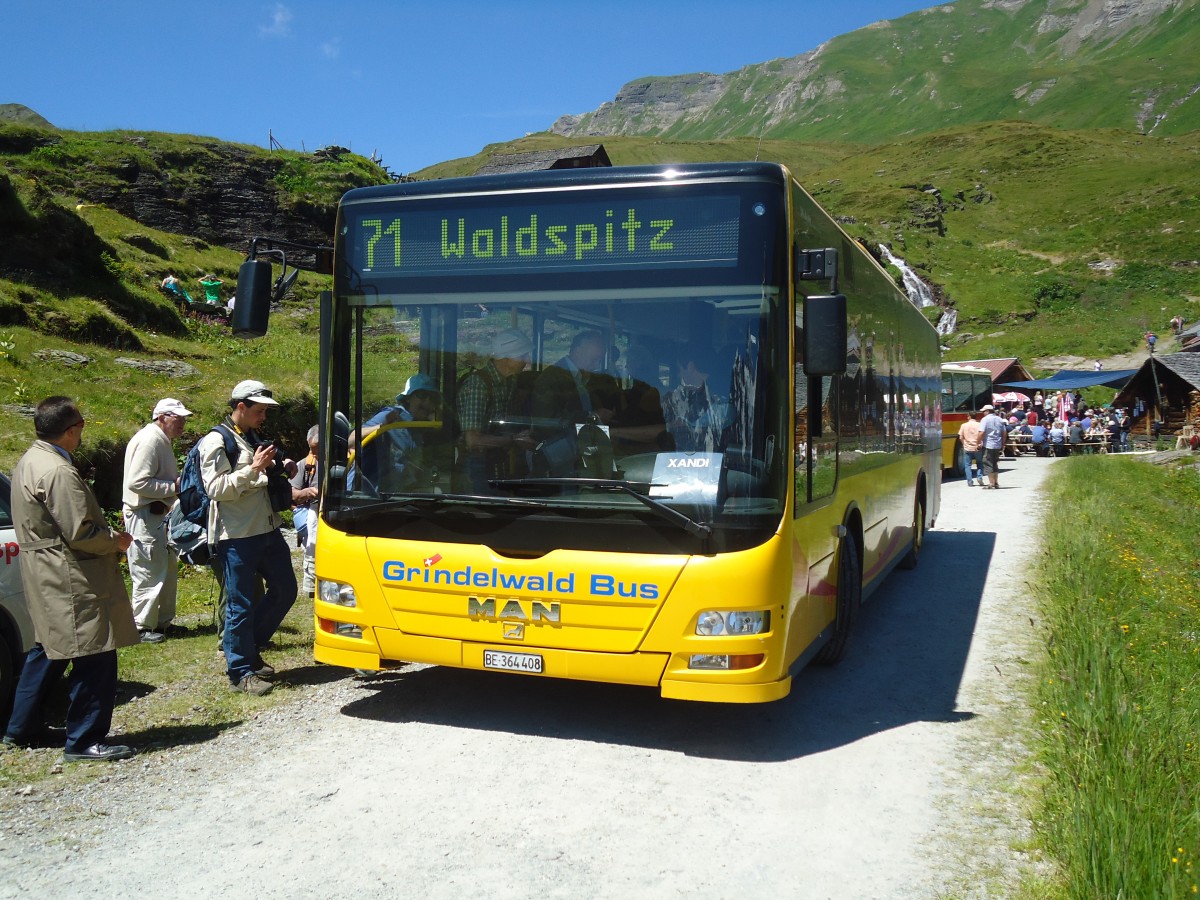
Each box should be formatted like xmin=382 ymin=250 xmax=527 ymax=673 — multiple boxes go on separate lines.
xmin=122 ymin=397 xmax=192 ymax=642
xmin=3 ymin=397 xmax=136 ymax=761
xmin=200 ymin=380 xmax=297 ymax=696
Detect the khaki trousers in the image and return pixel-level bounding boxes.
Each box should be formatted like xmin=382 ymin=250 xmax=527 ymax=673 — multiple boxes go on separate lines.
xmin=123 ymin=505 xmax=178 ymax=631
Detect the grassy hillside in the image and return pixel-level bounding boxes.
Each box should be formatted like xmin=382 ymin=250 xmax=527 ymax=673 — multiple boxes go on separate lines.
xmin=0 ymin=126 xmax=388 ymax=481
xmin=807 ymin=122 xmax=1200 ymax=360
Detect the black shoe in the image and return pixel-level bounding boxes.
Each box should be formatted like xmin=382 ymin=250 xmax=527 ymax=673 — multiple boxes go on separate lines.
xmin=139 ymin=630 xmax=165 ymax=644
xmin=3 ymin=725 xmax=67 ymax=749
xmin=63 ymin=743 xmax=135 ymax=762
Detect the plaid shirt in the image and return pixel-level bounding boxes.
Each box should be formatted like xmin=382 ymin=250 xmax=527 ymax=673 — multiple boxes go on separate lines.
xmin=458 ymin=362 xmax=515 ymax=439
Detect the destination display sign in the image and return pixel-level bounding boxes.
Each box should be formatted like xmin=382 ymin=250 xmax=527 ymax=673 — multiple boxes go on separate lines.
xmin=347 ymin=194 xmax=741 ymax=278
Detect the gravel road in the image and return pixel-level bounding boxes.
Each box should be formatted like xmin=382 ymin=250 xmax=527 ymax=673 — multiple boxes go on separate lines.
xmin=0 ymin=456 xmax=1053 ymax=898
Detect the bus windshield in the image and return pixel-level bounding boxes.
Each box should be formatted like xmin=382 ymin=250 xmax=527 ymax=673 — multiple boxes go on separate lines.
xmin=322 ymin=177 xmax=789 ymax=554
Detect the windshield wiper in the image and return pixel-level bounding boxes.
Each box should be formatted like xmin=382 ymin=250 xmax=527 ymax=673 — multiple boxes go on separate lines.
xmin=327 ymin=493 xmax=545 ymax=524
xmin=488 ymin=477 xmax=713 ymax=538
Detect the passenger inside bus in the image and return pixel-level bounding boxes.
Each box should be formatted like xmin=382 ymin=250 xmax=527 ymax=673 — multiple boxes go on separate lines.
xmin=348 ymin=374 xmax=442 ymax=492
xmin=610 ymin=343 xmax=673 ymax=456
xmin=530 ymin=329 xmax=614 ymax=476
xmin=532 ymin=329 xmax=614 ymax=427
xmin=457 ymin=328 xmax=536 ymax=493
xmin=663 ymin=344 xmax=732 ymax=453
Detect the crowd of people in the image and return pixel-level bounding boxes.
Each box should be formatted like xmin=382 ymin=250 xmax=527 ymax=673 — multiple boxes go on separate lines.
xmin=2 ymin=380 xmax=314 ymax=762
xmin=958 ymin=391 xmax=1134 ymax=487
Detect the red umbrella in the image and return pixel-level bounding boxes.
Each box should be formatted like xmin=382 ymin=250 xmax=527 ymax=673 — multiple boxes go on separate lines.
xmin=993 ymin=391 xmax=1030 ymax=403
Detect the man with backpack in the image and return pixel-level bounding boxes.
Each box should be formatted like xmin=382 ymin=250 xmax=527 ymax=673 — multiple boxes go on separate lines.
xmin=198 ymin=380 xmax=297 ymax=696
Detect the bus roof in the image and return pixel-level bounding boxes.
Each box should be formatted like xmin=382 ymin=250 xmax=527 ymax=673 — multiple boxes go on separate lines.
xmin=941 ymin=363 xmax=992 ymax=375
xmin=341 ymin=161 xmax=792 ymax=205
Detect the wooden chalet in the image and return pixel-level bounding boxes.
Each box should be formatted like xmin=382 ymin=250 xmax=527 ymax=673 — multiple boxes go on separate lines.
xmin=474 ymin=144 xmax=612 ymax=176
xmin=1111 ymin=352 xmax=1200 ymax=439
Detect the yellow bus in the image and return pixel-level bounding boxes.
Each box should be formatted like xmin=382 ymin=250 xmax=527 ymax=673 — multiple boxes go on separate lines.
xmin=240 ymin=162 xmax=941 ymax=703
xmin=940 ymin=364 xmax=993 ymax=475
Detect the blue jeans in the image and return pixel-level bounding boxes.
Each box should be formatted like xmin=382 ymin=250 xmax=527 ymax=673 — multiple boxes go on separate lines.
xmin=215 ymin=529 xmax=297 ymax=684
xmin=961 ymin=448 xmax=983 ymax=481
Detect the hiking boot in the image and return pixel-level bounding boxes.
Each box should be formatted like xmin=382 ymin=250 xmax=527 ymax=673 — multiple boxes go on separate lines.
xmin=233 ymin=673 xmax=274 ymax=696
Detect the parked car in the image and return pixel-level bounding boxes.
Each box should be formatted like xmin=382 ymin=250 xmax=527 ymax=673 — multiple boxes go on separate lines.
xmin=0 ymin=472 xmax=34 ymax=726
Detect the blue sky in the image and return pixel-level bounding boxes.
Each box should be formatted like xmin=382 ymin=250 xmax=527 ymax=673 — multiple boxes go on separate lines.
xmin=4 ymin=1 xmax=939 ymax=173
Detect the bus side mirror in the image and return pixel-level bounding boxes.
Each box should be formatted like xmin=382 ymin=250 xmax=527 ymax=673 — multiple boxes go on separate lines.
xmin=803 ymin=294 xmax=847 ymax=375
xmin=231 ymin=259 xmax=273 ymax=338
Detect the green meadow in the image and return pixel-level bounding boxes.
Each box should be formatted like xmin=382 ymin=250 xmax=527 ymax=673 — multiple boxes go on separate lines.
xmin=1033 ymin=455 xmax=1200 ymax=897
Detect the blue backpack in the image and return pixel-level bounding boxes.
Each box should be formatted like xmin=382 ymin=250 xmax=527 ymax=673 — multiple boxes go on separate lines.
xmin=178 ymin=425 xmax=238 ymax=526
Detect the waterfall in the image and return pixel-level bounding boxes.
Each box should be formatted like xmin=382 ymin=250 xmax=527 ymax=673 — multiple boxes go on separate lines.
xmin=879 ymin=245 xmax=936 ymax=308
xmin=936 ymin=307 xmax=957 ymax=336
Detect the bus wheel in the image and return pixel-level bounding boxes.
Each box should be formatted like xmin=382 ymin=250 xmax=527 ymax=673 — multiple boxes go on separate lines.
xmin=813 ymin=535 xmax=861 ymax=666
xmin=899 ymin=491 xmax=925 ymax=571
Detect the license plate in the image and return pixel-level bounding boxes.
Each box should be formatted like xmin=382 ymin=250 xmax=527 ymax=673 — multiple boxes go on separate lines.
xmin=483 ymin=650 xmax=544 ymax=674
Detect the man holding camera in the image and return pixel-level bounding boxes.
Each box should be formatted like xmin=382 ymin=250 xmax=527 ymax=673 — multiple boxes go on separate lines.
xmin=122 ymin=397 xmax=192 ymax=643
xmin=199 ymin=380 xmax=297 ymax=696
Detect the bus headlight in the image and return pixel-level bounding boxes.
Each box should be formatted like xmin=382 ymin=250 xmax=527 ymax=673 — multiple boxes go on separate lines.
xmin=318 ymin=579 xmax=357 ymax=608
xmin=695 ymin=610 xmax=769 ymax=636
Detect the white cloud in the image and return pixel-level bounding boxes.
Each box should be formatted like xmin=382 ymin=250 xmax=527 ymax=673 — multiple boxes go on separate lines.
xmin=260 ymin=3 xmax=293 ymax=37
xmin=321 ymin=37 xmax=341 ymax=60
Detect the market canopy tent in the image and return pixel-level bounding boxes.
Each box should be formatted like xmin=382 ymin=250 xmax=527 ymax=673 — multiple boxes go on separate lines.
xmin=996 ymin=369 xmax=1138 ymax=391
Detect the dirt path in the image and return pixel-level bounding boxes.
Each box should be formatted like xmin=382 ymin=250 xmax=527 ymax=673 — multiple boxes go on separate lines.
xmin=0 ymin=457 xmax=1054 ymax=898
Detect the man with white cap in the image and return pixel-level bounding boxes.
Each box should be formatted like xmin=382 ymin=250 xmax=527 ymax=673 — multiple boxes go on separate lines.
xmin=198 ymin=380 xmax=297 ymax=696
xmin=458 ymin=328 xmax=535 ymax=492
xmin=122 ymin=397 xmax=192 ymax=642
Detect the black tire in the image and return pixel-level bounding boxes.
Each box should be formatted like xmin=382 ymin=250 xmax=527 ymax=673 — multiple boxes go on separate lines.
xmin=946 ymin=438 xmax=963 ymax=479
xmin=813 ymin=535 xmax=861 ymax=666
xmin=899 ymin=490 xmax=925 ymax=571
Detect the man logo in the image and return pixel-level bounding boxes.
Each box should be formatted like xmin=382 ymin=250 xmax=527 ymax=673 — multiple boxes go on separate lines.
xmin=468 ymin=596 xmax=561 ymax=624
xmin=503 ymin=622 xmax=525 ymax=641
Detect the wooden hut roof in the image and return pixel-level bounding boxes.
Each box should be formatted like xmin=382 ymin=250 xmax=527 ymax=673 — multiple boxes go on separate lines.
xmin=474 ymin=144 xmax=611 ymax=176
xmin=952 ymin=358 xmax=1033 ymax=385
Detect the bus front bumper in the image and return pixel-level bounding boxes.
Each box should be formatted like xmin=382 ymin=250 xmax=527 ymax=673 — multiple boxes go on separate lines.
xmin=314 ymin=622 xmax=793 ymax=703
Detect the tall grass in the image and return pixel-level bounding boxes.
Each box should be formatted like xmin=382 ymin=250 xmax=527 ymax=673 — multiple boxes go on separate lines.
xmin=1034 ymin=456 xmax=1200 ymax=897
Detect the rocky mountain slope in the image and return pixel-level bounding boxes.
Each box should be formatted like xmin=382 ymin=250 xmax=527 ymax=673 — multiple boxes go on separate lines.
xmin=553 ymin=0 xmax=1200 ymax=143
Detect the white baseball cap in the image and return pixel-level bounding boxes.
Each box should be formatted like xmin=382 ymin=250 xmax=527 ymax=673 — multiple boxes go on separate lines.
xmin=230 ymin=380 xmax=279 ymax=406
xmin=151 ymin=398 xmax=193 ymax=420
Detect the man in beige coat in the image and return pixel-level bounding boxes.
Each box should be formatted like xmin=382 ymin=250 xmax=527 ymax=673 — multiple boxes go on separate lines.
xmin=122 ymin=397 xmax=192 ymax=642
xmin=2 ymin=397 xmax=137 ymax=762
